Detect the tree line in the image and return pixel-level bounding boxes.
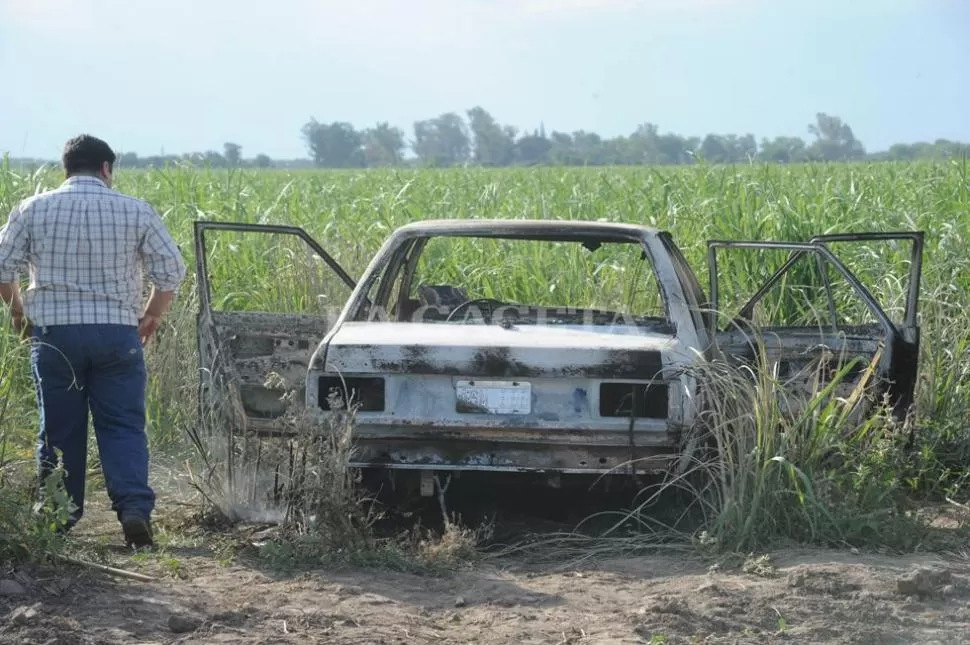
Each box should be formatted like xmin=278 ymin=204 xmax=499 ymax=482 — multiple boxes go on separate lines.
xmin=298 ymin=109 xmax=967 ymax=168
xmin=5 ymin=108 xmax=967 ymax=170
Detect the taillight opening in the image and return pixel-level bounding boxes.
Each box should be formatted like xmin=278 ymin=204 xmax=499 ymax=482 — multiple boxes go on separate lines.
xmin=318 ymin=376 xmax=385 ymax=412
xmin=599 ymin=382 xmax=668 ymax=419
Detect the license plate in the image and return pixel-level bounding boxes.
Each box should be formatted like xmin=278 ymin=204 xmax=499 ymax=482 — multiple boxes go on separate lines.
xmin=455 ymin=380 xmax=531 ymax=414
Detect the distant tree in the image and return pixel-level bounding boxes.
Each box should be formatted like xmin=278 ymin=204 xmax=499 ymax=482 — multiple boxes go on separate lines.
xmin=657 ymin=133 xmax=692 ymax=165
xmin=807 ymin=113 xmax=865 ymax=161
xmin=223 ymin=142 xmax=242 ymax=166
xmin=625 ymin=123 xmax=660 ymax=164
xmin=929 ymin=139 xmax=970 ymax=159
xmin=759 ymin=136 xmax=808 ymax=163
xmin=412 ymin=112 xmax=470 ymax=167
xmin=546 ymin=131 xmax=578 ymax=165
xmin=700 ymin=135 xmax=730 ymax=163
xmin=699 ymin=134 xmax=756 ymax=163
xmin=514 ymin=130 xmax=552 ymax=165
xmin=569 ymin=131 xmax=605 ymax=165
xmin=202 ymin=150 xmax=226 ymax=166
xmin=466 ymin=106 xmax=516 ymax=166
xmin=254 ymin=153 xmax=272 ymax=168
xmin=600 ymin=136 xmax=637 ymax=165
xmin=117 ymin=151 xmax=139 ymax=167
xmin=362 ymin=122 xmax=406 ymax=166
xmin=301 ymin=119 xmax=364 ymax=167
xmin=733 ymin=134 xmax=758 ymax=162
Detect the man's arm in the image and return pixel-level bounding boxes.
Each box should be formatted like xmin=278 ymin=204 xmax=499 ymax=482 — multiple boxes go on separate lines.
xmin=138 ymin=210 xmax=187 ymax=343
xmin=0 ymin=205 xmax=29 ymax=334
xmin=143 ymin=286 xmax=176 ymax=318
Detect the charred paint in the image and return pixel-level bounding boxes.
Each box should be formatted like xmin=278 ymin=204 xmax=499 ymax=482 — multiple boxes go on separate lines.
xmin=559 ymin=349 xmax=667 ymax=380
xmin=389 ymin=348 xmax=668 ymax=380
xmin=572 ymin=388 xmax=588 ymax=414
xmin=348 ymin=437 xmax=679 ymax=474
xmin=229 ymin=334 xmax=276 ymax=359
xmin=370 ymin=345 xmax=462 ymax=375
xmin=470 ymin=347 xmax=543 ymax=378
xmin=331 ymin=343 xmax=669 ymax=380
xmin=203 ymin=311 xmax=325 ymax=431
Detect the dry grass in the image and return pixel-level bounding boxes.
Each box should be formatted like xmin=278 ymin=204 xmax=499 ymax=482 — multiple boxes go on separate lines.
xmin=488 ymin=333 xmax=941 ymax=567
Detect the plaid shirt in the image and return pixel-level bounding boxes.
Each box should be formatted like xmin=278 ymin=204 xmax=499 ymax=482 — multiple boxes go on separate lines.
xmin=0 ymin=176 xmax=186 ymax=327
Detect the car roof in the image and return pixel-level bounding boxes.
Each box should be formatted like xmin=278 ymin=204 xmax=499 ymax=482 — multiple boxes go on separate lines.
xmin=388 ymin=218 xmax=661 ymax=243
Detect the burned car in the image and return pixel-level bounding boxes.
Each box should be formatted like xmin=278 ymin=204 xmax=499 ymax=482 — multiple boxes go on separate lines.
xmin=193 ymin=219 xmax=923 ymax=494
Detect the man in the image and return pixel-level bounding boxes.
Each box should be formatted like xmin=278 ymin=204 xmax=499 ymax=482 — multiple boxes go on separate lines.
xmin=0 ymin=134 xmax=186 ymax=548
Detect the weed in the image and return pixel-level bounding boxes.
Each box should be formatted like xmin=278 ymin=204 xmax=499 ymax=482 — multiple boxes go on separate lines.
xmin=741 ymin=553 xmax=776 ymax=578
xmin=774 ymin=607 xmax=789 ymax=634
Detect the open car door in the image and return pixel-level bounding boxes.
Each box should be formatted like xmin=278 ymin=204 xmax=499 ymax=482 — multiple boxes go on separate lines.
xmin=707 ymin=232 xmax=923 ymax=419
xmin=193 ymin=221 xmax=356 ymax=438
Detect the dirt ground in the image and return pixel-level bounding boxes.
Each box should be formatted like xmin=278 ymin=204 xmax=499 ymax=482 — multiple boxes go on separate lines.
xmin=3 ymin=480 xmax=970 ymax=645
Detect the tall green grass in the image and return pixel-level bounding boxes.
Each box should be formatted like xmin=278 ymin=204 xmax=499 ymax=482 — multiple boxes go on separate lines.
xmin=0 ymin=305 xmax=75 ymax=565
xmin=1 ymin=157 xmax=968 ymax=558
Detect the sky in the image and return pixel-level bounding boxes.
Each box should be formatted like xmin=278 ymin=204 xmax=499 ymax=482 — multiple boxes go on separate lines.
xmin=1 ymin=0 xmax=967 ymax=160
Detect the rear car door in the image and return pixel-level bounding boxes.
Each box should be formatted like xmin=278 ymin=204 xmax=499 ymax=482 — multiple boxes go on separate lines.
xmin=193 ymin=221 xmax=356 ymax=438
xmin=707 ymin=232 xmax=923 ymax=419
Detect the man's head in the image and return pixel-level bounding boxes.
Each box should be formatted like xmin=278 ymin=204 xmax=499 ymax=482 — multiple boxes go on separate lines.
xmin=62 ymin=134 xmax=116 ymax=187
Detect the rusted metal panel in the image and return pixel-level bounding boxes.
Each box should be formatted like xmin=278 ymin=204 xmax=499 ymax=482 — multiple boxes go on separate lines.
xmin=715 ymin=327 xmax=884 ymax=355
xmin=204 ymin=311 xmax=327 ymax=429
xmin=320 ymin=322 xmax=675 ymax=380
xmin=348 ymin=438 xmax=678 ymax=474
xmin=210 ymin=310 xmax=330 ymax=333
xmin=317 ymin=373 xmax=679 ymax=433
xmin=346 ymin=424 xmax=676 ymax=445
xmin=387 ymin=218 xmax=660 ymax=241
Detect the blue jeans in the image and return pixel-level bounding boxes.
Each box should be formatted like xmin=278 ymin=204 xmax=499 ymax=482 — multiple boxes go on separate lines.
xmin=30 ymin=324 xmax=154 ymax=525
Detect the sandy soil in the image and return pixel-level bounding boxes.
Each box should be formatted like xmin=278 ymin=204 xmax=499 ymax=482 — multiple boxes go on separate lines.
xmin=3 ymin=488 xmax=970 ymax=645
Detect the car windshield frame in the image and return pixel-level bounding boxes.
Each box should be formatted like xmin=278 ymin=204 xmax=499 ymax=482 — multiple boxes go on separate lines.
xmin=346 ymin=225 xmax=675 ymax=332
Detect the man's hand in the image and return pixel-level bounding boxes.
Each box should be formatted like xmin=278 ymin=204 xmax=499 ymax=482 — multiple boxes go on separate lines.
xmin=1 ymin=282 xmax=28 ymax=338
xmin=138 ymin=312 xmax=162 ymax=345
xmin=139 ymin=288 xmax=174 ymax=345
xmin=11 ymin=311 xmax=30 ymax=339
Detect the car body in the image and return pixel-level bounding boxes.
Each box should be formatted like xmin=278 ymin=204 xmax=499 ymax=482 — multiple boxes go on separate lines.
xmin=193 ymin=219 xmax=923 ymax=492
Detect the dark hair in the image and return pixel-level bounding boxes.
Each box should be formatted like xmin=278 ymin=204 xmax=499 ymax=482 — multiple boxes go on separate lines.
xmin=62 ymin=134 xmax=116 ymax=175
